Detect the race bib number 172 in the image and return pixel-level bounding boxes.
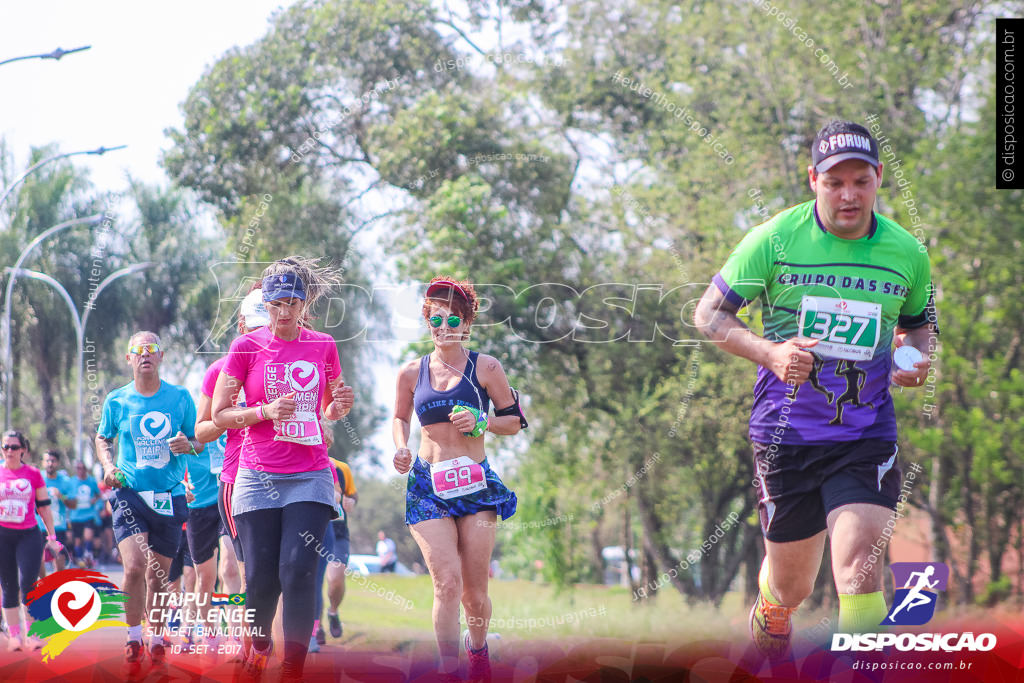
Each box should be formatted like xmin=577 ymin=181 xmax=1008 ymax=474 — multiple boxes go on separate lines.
xmin=799 ymin=296 xmax=881 ymax=361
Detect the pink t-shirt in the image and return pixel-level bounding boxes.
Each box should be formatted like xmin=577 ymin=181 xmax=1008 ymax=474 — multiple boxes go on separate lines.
xmin=0 ymin=464 xmax=45 ymax=529
xmin=222 ymin=326 xmax=341 ymax=474
xmin=203 ymin=356 xmax=246 ymax=484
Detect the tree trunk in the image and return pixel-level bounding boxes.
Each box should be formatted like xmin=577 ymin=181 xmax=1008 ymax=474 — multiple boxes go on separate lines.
xmin=961 ymin=448 xmax=978 ymax=605
xmin=11 ymin=325 xmax=21 ymax=427
xmin=987 ymin=494 xmax=1010 ymax=584
xmin=642 ymin=536 xmax=657 ymax=595
xmin=635 ymin=479 xmax=695 ymax=598
xmin=31 ymin=320 xmax=59 ymax=445
xmin=622 ymin=503 xmax=639 ymax=595
xmin=590 ymin=520 xmax=606 ymax=585
xmin=929 ymin=456 xmax=950 ymax=566
xmin=1017 ymin=516 xmax=1023 ymax=606
xmin=745 ymin=528 xmax=763 ymax=603
xmin=709 ymin=522 xmax=760 ymax=608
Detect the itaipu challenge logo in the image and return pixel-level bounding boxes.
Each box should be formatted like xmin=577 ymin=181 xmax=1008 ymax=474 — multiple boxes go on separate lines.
xmin=25 ymin=569 xmax=128 ymax=661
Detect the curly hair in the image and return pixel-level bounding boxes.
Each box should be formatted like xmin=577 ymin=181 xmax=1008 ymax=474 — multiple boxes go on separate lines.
xmin=421 ymin=276 xmax=479 ymax=324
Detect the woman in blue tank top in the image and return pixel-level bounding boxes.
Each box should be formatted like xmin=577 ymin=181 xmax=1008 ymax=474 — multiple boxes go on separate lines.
xmin=393 ymin=276 xmax=526 ymax=681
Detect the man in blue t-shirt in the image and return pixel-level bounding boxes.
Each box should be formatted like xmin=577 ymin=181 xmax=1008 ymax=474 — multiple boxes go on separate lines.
xmin=68 ymin=460 xmax=101 ymax=566
xmin=181 ymin=431 xmax=224 ymax=647
xmin=42 ymin=450 xmax=76 ymax=569
xmin=95 ymin=331 xmax=204 ymax=670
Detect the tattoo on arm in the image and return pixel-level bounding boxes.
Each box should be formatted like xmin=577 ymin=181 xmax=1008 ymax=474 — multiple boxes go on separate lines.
xmin=708 ymin=310 xmax=735 ymax=336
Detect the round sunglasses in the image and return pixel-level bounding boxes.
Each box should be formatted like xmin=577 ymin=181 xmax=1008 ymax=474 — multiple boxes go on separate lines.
xmin=429 ymin=314 xmax=463 ymax=329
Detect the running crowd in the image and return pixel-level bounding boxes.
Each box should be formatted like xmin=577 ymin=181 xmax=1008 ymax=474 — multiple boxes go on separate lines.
xmin=0 ymin=260 xmax=528 ymax=682
xmin=0 ymin=119 xmax=938 ymax=678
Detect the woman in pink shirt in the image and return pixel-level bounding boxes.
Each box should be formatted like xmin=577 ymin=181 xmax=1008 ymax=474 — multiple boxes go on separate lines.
xmin=212 ymin=258 xmax=353 ymax=679
xmin=1 ymin=430 xmax=60 ymax=652
xmin=195 ymin=283 xmax=268 ymax=661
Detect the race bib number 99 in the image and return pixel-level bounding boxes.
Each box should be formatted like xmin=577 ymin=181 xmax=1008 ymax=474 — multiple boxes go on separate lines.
xmin=799 ymin=296 xmax=881 ymax=361
xmin=430 ymin=457 xmax=487 ymax=500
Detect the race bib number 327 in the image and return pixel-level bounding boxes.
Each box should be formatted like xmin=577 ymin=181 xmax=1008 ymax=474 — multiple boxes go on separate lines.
xmin=799 ymin=296 xmax=881 ymax=361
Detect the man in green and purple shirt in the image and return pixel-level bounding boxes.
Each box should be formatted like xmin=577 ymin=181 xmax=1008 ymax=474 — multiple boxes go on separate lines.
xmin=695 ymin=120 xmax=937 ymax=659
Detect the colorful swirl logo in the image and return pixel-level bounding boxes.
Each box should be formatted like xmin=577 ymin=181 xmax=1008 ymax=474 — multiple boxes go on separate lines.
xmin=25 ymin=569 xmax=128 ymax=661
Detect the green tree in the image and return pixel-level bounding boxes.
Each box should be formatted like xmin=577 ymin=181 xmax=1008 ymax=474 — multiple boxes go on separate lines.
xmin=160 ymin=0 xmax=1024 ymax=611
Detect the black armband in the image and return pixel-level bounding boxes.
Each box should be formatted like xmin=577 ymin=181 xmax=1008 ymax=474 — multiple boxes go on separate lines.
xmin=36 ymin=498 xmax=52 ymax=507
xmin=494 ymin=388 xmax=528 ymax=429
xmin=898 ymin=290 xmax=940 ymax=336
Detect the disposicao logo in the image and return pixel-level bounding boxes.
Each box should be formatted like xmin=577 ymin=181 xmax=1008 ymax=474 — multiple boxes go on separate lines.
xmin=885 ymin=561 xmax=948 ymax=626
xmin=831 ymin=562 xmax=996 ymax=652
xmin=26 ymin=569 xmax=128 ymax=661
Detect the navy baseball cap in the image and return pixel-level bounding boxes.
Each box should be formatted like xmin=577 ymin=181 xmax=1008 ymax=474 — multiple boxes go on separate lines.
xmin=261 ymin=272 xmax=306 ymax=302
xmin=812 ymin=122 xmax=880 ymax=173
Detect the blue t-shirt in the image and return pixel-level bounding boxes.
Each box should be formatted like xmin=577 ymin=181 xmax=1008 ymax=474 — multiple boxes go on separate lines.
xmin=187 ymin=433 xmax=223 ymax=509
xmin=44 ymin=471 xmax=76 ymax=531
xmin=68 ymin=476 xmax=101 ymax=523
xmin=97 ymin=380 xmax=197 ymax=495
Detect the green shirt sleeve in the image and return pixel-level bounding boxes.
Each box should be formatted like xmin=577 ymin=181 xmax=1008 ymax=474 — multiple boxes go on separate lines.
xmin=897 ymin=248 xmax=934 ymax=330
xmin=715 ymin=222 xmax=774 ymax=306
xmin=901 ymin=249 xmax=931 ymax=317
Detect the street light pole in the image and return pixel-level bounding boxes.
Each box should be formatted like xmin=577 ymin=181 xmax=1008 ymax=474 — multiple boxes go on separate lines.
xmin=2 ymin=214 xmax=103 ymax=429
xmin=0 ymin=145 xmax=127 ymax=211
xmin=3 ymin=268 xmax=83 ymax=463
xmin=0 ymin=45 xmax=91 ymax=68
xmin=4 ymin=262 xmax=154 ymax=466
xmin=81 ymin=262 xmax=156 ymax=334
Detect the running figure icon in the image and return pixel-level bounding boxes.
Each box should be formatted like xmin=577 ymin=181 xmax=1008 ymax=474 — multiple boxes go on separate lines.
xmin=887 ymin=565 xmax=939 ymax=622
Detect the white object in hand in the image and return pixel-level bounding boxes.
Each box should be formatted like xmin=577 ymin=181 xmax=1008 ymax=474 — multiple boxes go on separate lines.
xmin=893 ymin=345 xmax=923 ymax=372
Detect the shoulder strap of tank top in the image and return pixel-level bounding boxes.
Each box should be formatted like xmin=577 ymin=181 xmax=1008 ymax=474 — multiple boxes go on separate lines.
xmin=416 ymin=354 xmax=430 ymax=390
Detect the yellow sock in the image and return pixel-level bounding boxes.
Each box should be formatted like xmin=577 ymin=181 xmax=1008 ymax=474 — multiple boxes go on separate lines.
xmin=758 ymin=559 xmax=784 ymax=606
xmin=838 ymin=592 xmax=887 ymax=633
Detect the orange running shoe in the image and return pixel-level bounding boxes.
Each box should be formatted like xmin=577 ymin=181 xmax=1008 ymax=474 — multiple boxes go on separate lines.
xmin=749 ymin=590 xmax=796 ymax=660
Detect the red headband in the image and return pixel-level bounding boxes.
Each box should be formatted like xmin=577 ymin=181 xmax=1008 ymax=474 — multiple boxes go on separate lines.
xmin=425 ymin=280 xmax=470 ymax=302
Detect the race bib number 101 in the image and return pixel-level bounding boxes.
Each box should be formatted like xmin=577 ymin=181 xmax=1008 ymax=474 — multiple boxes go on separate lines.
xmin=799 ymin=296 xmax=881 ymax=361
xmin=273 ymin=410 xmax=323 ymax=446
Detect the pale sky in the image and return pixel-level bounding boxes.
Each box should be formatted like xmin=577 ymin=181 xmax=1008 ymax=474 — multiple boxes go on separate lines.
xmin=0 ymin=1 xmax=414 ymax=466
xmin=0 ymin=1 xmax=296 ymax=190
